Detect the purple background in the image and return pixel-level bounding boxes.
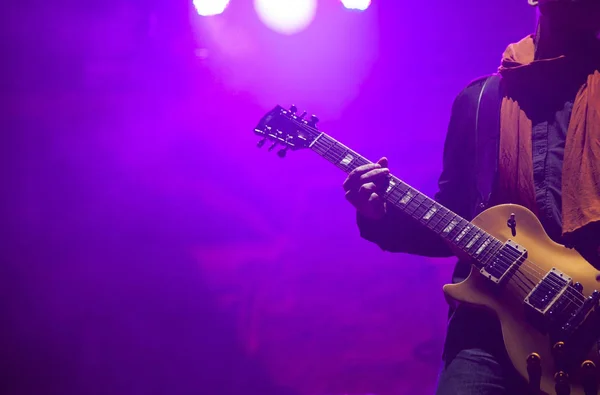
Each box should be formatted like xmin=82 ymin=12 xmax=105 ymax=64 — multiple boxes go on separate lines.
xmin=2 ymin=1 xmax=532 ymax=394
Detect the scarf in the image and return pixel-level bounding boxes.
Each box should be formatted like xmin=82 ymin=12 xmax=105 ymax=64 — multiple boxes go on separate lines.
xmin=497 ymin=35 xmax=600 ymax=239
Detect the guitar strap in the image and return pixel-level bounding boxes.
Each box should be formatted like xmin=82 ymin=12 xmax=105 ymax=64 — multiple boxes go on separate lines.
xmin=473 ymin=73 xmax=503 ymax=217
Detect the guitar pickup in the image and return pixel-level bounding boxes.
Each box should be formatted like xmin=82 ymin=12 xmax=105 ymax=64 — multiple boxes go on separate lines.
xmin=480 ymin=240 xmax=527 ymax=284
xmin=524 ymin=268 xmax=573 ymax=333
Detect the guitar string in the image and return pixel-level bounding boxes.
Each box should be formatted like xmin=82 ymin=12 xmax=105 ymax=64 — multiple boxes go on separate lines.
xmin=311 ymin=138 xmax=542 ymax=301
xmin=311 ymin=137 xmax=543 ymax=294
xmin=496 ymin=249 xmax=587 ymax=308
xmin=311 ymin=139 xmax=598 ymax=317
xmin=470 ymin=223 xmax=588 ymax=307
xmin=290 ymin=107 xmax=583 ymax=306
xmin=488 ymin=248 xmax=573 ymax=305
xmin=495 ymin=236 xmax=591 ymax=309
xmin=309 ymin=130 xmax=590 ymax=310
xmin=311 ymin=135 xmax=560 ymax=291
xmin=483 ymin=238 xmax=587 ymax=307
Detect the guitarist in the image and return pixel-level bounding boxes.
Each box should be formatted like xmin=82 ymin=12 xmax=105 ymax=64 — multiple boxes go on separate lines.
xmin=343 ymin=0 xmax=600 ymax=393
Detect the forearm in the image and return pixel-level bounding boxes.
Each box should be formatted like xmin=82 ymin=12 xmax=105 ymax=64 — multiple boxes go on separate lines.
xmin=356 ymin=209 xmax=453 ymax=257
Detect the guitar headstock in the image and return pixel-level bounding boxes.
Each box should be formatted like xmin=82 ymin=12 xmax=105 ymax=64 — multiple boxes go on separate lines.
xmin=254 ymin=105 xmax=321 ymax=158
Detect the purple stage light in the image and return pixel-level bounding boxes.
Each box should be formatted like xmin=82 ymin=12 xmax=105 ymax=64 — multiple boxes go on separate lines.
xmin=193 ymin=0 xmax=230 ymax=16
xmin=341 ymin=0 xmax=371 ymax=11
xmin=254 ymin=0 xmax=317 ymax=35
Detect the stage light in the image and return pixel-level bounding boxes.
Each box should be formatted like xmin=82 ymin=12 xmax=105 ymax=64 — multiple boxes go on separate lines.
xmin=341 ymin=0 xmax=371 ymax=11
xmin=193 ymin=0 xmax=230 ymax=16
xmin=254 ymin=0 xmax=317 ymax=35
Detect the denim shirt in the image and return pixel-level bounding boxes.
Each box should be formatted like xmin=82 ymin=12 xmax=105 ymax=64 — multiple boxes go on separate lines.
xmin=532 ymin=100 xmax=573 ymax=244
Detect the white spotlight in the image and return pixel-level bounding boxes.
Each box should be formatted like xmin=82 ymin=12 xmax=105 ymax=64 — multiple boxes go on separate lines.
xmin=193 ymin=0 xmax=230 ymax=16
xmin=341 ymin=0 xmax=371 ymax=11
xmin=254 ymin=0 xmax=318 ymax=35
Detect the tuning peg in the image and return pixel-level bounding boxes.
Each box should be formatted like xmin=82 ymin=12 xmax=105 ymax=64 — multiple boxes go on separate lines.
xmin=308 ymin=114 xmax=319 ymax=127
xmin=289 ymin=105 xmax=297 ymax=114
xmin=268 ymin=142 xmax=277 ymax=151
xmin=277 ymin=147 xmax=288 ymax=158
xmin=257 ymin=138 xmax=266 ymax=148
xmin=298 ymin=111 xmax=307 ymax=120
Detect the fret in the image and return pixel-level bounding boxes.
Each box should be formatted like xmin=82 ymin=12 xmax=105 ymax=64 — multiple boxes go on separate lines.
xmin=419 ymin=201 xmax=439 ymax=225
xmin=319 ymin=138 xmax=338 ymax=161
xmin=385 ymin=182 xmax=405 ymax=204
xmin=347 ymin=156 xmax=368 ymax=173
xmin=337 ymin=149 xmax=353 ymax=165
xmin=441 ymin=215 xmax=461 ymax=238
xmin=326 ymin=142 xmax=345 ymax=164
xmin=335 ymin=160 xmax=352 ymax=172
xmin=434 ymin=209 xmax=453 ymax=233
xmin=383 ymin=177 xmax=398 ymax=197
xmin=317 ymin=133 xmax=336 ymax=147
xmin=398 ymin=188 xmax=416 ymax=207
xmin=388 ymin=186 xmax=419 ymax=216
xmin=355 ymin=157 xmax=370 ymax=170
xmin=334 ymin=145 xmax=350 ymax=162
xmin=350 ymin=157 xmax=370 ymax=173
xmin=387 ymin=179 xmax=410 ymax=200
xmin=339 ymin=152 xmax=355 ymax=167
xmin=466 ymin=235 xmax=491 ymax=269
xmin=477 ymin=238 xmax=494 ymax=262
xmin=480 ymin=239 xmax=503 ymax=266
xmin=317 ymin=137 xmax=337 ymax=158
xmin=405 ymin=194 xmax=427 ymax=216
xmin=467 ymin=230 xmax=489 ymax=254
xmin=457 ymin=225 xmax=478 ymax=248
xmin=430 ymin=206 xmax=451 ymax=231
xmin=333 ymin=149 xmax=357 ymax=172
xmin=432 ymin=207 xmax=453 ymax=233
xmin=474 ymin=237 xmax=493 ymax=258
xmin=310 ymin=137 xmax=327 ymax=156
xmin=443 ymin=213 xmax=461 ymax=235
xmin=413 ymin=197 xmax=434 ymax=220
xmin=459 ymin=226 xmax=482 ymax=250
xmin=486 ymin=240 xmax=503 ymax=265
xmin=311 ymin=142 xmax=322 ymax=155
xmin=476 ymin=232 xmax=496 ymax=256
xmin=452 ymin=223 xmax=472 ymax=245
xmin=452 ymin=219 xmax=472 ymax=241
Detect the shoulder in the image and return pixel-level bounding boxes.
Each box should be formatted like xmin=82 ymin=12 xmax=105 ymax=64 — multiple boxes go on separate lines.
xmin=450 ymin=74 xmax=500 ymax=118
xmin=455 ymin=74 xmax=497 ymax=105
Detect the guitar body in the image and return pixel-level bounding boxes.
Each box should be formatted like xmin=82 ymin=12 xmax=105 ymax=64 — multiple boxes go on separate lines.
xmin=444 ymin=204 xmax=600 ymax=395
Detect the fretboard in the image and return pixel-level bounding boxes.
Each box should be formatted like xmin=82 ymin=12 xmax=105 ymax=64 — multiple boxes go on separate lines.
xmin=310 ymin=132 xmax=503 ymax=266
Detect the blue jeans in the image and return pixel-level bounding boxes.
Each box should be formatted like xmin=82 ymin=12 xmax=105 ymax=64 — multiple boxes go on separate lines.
xmin=435 ymin=306 xmax=529 ymax=395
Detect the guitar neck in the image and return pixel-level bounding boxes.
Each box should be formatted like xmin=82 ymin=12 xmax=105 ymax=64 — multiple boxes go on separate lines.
xmin=309 ymin=132 xmax=503 ymax=267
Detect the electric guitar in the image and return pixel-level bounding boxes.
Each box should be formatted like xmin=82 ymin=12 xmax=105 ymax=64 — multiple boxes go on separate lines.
xmin=254 ymin=105 xmax=600 ymax=395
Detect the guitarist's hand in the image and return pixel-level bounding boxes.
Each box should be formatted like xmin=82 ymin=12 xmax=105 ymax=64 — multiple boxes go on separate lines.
xmin=343 ymin=157 xmax=390 ymax=220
